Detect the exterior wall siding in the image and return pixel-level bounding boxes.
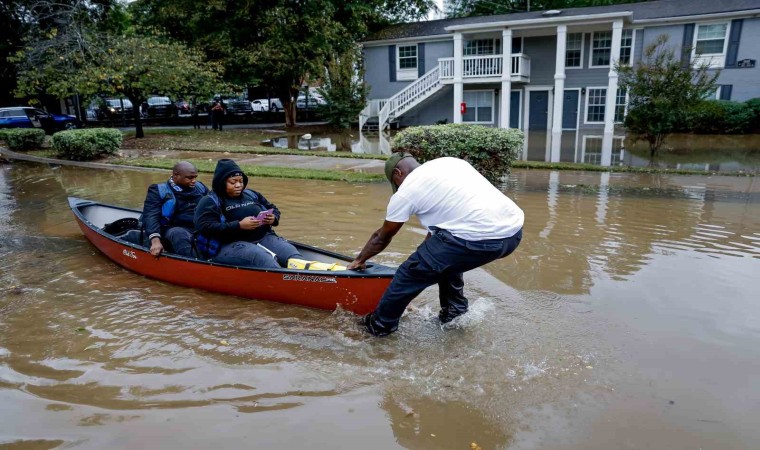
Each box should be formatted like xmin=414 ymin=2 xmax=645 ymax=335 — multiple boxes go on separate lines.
xmin=364 ymin=41 xmax=452 ymax=100
xmin=715 ymin=17 xmax=760 ymax=101
xmin=523 ymin=36 xmax=557 ymax=85
xmin=399 ymin=87 xmax=454 ymax=127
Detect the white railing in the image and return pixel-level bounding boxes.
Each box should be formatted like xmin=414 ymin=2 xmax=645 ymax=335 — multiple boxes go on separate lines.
xmin=438 ymin=54 xmax=531 ymax=80
xmin=378 ymin=66 xmax=442 ymax=130
xmin=439 ymin=58 xmax=454 ymax=78
xmin=359 ymin=99 xmax=387 ymax=130
xmin=511 ymin=54 xmax=531 ymax=79
xmin=463 ymin=55 xmax=502 ymax=77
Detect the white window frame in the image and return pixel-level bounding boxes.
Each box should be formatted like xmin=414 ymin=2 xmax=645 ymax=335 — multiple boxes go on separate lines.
xmin=397 ymin=44 xmax=418 ymax=81
xmin=464 ymin=38 xmax=499 ymax=56
xmin=462 ymin=90 xmax=495 ymax=124
xmin=589 ymin=31 xmax=613 ymax=68
xmin=581 ymin=135 xmax=625 ymax=165
xmin=614 ymin=87 xmax=628 ymax=123
xmin=692 ymin=21 xmax=731 ymax=69
xmin=565 ymin=33 xmax=584 ymax=69
xmin=584 ymin=87 xmax=607 ymax=124
xmin=619 ymin=29 xmax=634 ymax=65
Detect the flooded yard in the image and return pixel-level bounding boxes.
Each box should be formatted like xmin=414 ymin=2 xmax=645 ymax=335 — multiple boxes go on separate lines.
xmin=0 ymin=162 xmax=758 ymax=449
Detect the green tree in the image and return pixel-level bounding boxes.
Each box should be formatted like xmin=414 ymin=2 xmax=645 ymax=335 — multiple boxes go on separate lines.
xmin=317 ymin=46 xmax=369 ymax=129
xmin=616 ymin=34 xmax=718 ymax=159
xmin=130 ymin=0 xmax=434 ymax=127
xmin=1 ymin=0 xmax=127 ymax=105
xmin=15 ymin=33 xmax=223 ymax=138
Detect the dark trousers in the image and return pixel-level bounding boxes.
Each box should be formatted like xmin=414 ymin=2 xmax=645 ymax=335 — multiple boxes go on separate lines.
xmin=213 ymin=233 xmax=302 ymax=268
xmin=164 ymin=226 xmax=195 ymax=257
xmin=370 ymin=228 xmax=522 ymax=333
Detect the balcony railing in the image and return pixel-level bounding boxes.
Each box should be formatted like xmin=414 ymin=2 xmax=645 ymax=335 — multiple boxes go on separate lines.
xmin=438 ymin=54 xmax=531 ymax=82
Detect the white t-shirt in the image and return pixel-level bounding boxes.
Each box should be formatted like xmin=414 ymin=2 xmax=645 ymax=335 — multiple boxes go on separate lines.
xmin=385 ymin=157 xmax=524 ymax=241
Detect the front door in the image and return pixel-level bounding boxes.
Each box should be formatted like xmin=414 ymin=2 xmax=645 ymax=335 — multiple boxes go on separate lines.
xmin=528 ymin=90 xmax=549 ymax=161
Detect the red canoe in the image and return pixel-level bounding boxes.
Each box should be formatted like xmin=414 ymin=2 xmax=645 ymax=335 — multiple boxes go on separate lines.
xmin=68 ymin=197 xmax=395 ymax=314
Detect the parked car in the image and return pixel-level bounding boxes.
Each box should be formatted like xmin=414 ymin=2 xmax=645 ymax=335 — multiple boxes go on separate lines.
xmin=251 ymin=98 xmax=284 ymax=112
xmin=216 ymin=95 xmax=252 ymax=118
xmin=0 ymin=106 xmax=81 ymax=133
xmin=141 ymin=96 xmax=175 ymax=119
xmin=296 ymin=92 xmax=327 ymax=110
xmin=86 ymin=98 xmax=133 ymax=122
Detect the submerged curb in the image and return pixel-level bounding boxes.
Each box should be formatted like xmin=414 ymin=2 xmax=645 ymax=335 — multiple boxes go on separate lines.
xmin=0 ymin=147 xmax=167 ymax=172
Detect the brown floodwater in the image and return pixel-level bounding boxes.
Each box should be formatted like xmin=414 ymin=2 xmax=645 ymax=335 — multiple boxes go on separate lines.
xmin=1 ymin=162 xmax=759 ymax=449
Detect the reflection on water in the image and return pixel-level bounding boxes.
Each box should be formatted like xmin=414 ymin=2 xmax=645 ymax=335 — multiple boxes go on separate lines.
xmin=265 ymin=129 xmax=760 ymax=173
xmin=1 ymin=162 xmax=759 ymax=448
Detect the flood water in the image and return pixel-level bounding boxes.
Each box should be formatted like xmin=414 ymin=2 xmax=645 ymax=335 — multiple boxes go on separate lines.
xmin=263 ymin=130 xmax=760 ymax=174
xmin=1 ymin=162 xmax=759 ymax=449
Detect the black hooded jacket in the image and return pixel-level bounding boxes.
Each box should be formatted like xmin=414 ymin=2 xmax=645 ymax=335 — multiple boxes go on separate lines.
xmin=193 ymin=159 xmax=281 ymax=243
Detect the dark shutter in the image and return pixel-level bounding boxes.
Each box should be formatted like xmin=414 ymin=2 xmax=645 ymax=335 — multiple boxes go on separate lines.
xmin=418 ymin=43 xmax=426 ymax=77
xmin=719 ymin=85 xmax=732 ymax=100
xmin=726 ymin=19 xmax=743 ymax=68
xmin=681 ymin=23 xmax=695 ymax=68
xmin=389 ymin=45 xmax=396 ymax=82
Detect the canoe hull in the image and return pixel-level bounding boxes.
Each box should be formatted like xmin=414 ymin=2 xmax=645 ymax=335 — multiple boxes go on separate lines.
xmin=70 ymin=198 xmax=394 ymax=314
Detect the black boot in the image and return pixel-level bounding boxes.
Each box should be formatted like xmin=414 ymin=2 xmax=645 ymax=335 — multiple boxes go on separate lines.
xmin=360 ymin=313 xmax=397 ymax=337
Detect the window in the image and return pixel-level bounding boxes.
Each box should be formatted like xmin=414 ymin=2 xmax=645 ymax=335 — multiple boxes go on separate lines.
xmin=693 ymin=23 xmax=729 ymax=68
xmin=565 ymin=33 xmax=583 ymax=68
xmin=619 ymin=29 xmax=633 ymax=65
xmin=464 ymin=39 xmax=498 ymax=56
xmin=398 ymin=45 xmax=417 ymax=70
xmin=586 ymin=88 xmax=607 ymax=123
xmin=614 ymin=87 xmax=627 ymax=123
xmin=582 ymin=136 xmax=624 ymax=165
xmin=463 ymin=91 xmax=494 ymax=123
xmin=590 ymin=31 xmax=612 ymax=67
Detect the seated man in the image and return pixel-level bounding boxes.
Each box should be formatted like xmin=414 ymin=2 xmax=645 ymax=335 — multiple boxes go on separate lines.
xmin=142 ymin=161 xmax=208 ymax=257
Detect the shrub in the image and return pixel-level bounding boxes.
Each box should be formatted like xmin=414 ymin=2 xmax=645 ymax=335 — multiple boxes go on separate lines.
xmin=745 ymin=98 xmax=760 ymax=133
xmin=1 ymin=128 xmax=46 ymax=151
xmin=688 ymin=100 xmax=754 ymax=134
xmin=391 ymin=124 xmax=523 ymax=185
xmin=51 ymin=128 xmax=123 ymax=161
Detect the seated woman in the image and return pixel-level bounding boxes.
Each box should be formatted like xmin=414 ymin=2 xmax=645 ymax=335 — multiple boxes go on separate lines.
xmin=194 ymin=159 xmax=302 ymax=268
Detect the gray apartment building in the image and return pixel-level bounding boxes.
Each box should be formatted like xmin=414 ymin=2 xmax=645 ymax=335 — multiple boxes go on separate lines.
xmin=360 ymin=0 xmax=760 ymax=166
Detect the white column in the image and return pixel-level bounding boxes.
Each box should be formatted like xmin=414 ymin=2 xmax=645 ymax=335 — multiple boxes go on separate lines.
xmin=500 ymin=29 xmax=513 ymax=129
xmin=601 ymin=20 xmax=623 ymax=166
xmin=550 ymin=25 xmax=568 ymax=162
xmin=454 ymin=33 xmax=464 ymax=124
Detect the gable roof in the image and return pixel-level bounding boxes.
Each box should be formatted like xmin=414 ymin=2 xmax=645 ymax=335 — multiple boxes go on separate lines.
xmin=365 ymin=0 xmax=760 ymax=42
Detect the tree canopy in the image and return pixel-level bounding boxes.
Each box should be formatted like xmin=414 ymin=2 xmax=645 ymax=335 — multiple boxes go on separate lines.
xmin=130 ymin=0 xmax=435 ymax=126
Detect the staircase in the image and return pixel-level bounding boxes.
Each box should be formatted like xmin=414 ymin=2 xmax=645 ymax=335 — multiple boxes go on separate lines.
xmin=361 ymin=66 xmax=444 ymax=131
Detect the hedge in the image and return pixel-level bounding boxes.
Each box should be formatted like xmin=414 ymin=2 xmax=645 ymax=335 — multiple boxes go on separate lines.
xmin=51 ymin=128 xmax=122 ymax=161
xmin=687 ymin=100 xmax=755 ymax=134
xmin=0 ymin=128 xmax=46 ymax=151
xmin=391 ymin=123 xmax=523 ymax=185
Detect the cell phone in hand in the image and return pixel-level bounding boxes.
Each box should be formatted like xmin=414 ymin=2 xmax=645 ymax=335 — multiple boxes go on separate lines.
xmin=256 ymin=209 xmax=274 ymax=220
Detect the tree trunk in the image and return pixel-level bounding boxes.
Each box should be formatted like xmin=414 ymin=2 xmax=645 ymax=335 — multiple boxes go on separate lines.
xmin=129 ymin=96 xmax=144 ymax=139
xmin=284 ymin=100 xmax=297 ymax=127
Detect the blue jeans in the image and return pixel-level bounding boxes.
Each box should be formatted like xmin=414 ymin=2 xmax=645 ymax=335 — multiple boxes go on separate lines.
xmin=164 ymin=226 xmax=195 ymax=257
xmin=368 ymin=228 xmax=522 ymax=334
xmin=213 ymin=232 xmax=302 ymax=268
